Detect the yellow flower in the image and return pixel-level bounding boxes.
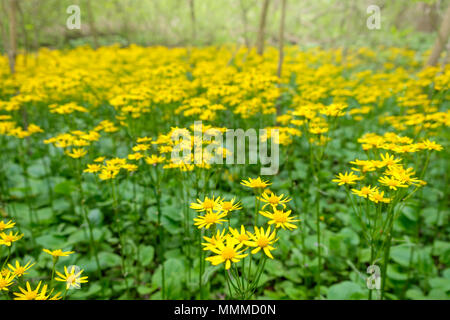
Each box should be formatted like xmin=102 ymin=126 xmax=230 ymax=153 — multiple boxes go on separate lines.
xmin=219 ymin=198 xmax=242 ymax=214
xmin=228 ymin=225 xmax=253 ymax=246
xmin=369 ymin=190 xmax=391 ymax=204
xmin=8 ymin=260 xmax=35 ymax=277
xmin=128 ymin=153 xmax=144 ymax=161
xmin=259 ymin=208 xmax=299 ymax=230
xmin=132 ymin=144 xmax=150 ymax=152
xmin=36 ymin=285 xmax=62 ymax=300
xmin=193 ymin=211 xmax=228 ymax=229
xmin=93 ymin=156 xmax=105 ymax=163
xmin=309 ymin=126 xmax=328 ymax=135
xmin=351 ymin=185 xmax=377 ymax=198
xmin=145 ymin=155 xmax=166 ymax=165
xmin=0 ymin=270 xmax=15 ymax=291
xmin=259 ymin=191 xmax=291 ymax=209
xmin=190 ymin=196 xmax=222 ymax=212
xmin=205 ymin=235 xmax=248 ymax=270
xmin=137 ymin=137 xmax=152 ymax=143
xmin=83 ymin=164 xmax=102 ymax=173
xmin=123 ymin=164 xmax=138 ymax=172
xmin=55 ymin=266 xmax=89 ymax=290
xmin=247 ymin=227 xmax=278 ymax=259
xmin=66 ymin=148 xmax=87 ymax=159
xmin=13 ymin=281 xmax=57 ymax=300
xmin=385 ymin=166 xmax=423 ymax=186
xmin=0 ymin=231 xmax=24 ymax=246
xmin=380 ymin=153 xmax=402 ymax=167
xmin=0 ymin=220 xmax=15 ymax=232
xmin=240 ymin=177 xmax=271 ymax=190
xmin=43 ymin=248 xmax=74 ymax=258
xmin=332 ymin=171 xmax=363 ymax=186
xmin=379 ymin=176 xmax=408 ymax=190
xmin=419 ymin=139 xmax=443 ymax=151
xmin=98 ymin=169 xmax=119 ymax=180
xmin=202 ymin=229 xmax=227 ymax=251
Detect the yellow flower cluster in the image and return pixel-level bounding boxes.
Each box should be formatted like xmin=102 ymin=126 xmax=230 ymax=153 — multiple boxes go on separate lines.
xmin=0 ymin=219 xmax=87 ymax=299
xmin=358 ymin=132 xmax=443 ymax=153
xmin=333 ymin=152 xmax=430 ymax=204
xmin=0 ymin=116 xmax=43 ymax=139
xmin=85 ymin=157 xmax=137 ymax=180
xmin=191 ymin=178 xmax=298 ymax=270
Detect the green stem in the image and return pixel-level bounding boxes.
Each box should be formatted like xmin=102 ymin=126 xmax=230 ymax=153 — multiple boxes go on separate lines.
xmin=111 ymin=179 xmax=129 ymax=295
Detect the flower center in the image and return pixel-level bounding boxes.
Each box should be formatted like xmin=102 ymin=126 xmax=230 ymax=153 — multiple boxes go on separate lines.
xmin=221 ymin=247 xmax=236 ymax=260
xmin=15 ymin=267 xmax=25 ymax=276
xmin=272 ymin=211 xmax=287 ymax=223
xmin=26 ymin=292 xmax=38 ymax=300
xmin=203 ymin=199 xmax=214 ymax=209
xmin=204 ymin=213 xmax=218 ymax=224
xmin=268 ymin=196 xmax=279 ymax=204
xmin=257 ymin=236 xmax=269 ymax=248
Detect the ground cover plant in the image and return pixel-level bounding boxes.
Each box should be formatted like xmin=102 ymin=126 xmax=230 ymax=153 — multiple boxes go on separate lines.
xmin=0 ymin=44 xmax=448 ymax=300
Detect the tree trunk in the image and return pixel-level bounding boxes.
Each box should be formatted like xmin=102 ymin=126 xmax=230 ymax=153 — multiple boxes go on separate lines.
xmin=0 ymin=1 xmax=9 ymax=54
xmin=17 ymin=0 xmax=29 ymax=67
xmin=7 ymin=0 xmax=17 ymax=74
xmin=189 ymin=0 xmax=196 ymax=44
xmin=277 ymin=0 xmax=286 ymax=78
xmin=427 ymin=5 xmax=450 ymax=66
xmin=416 ymin=2 xmax=438 ymax=33
xmin=239 ymin=0 xmax=250 ymax=49
xmin=32 ymin=0 xmax=40 ymax=52
xmin=115 ymin=0 xmax=130 ymax=45
xmin=86 ymin=0 xmax=99 ymax=48
xmin=256 ymin=0 xmax=270 ymax=55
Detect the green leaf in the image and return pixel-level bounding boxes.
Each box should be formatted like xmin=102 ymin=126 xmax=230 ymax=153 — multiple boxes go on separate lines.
xmin=327 ymin=281 xmax=366 ymax=300
xmin=139 ymin=245 xmax=155 ymax=267
xmin=28 ymin=163 xmax=47 ymax=178
xmin=443 ymin=269 xmax=450 ymax=279
xmin=390 ymin=245 xmax=412 ymax=267
xmin=387 ymin=265 xmax=408 ymax=281
xmin=406 ymin=288 xmax=426 ymax=300
xmin=401 ymin=206 xmax=418 ymax=221
xmin=427 ymin=289 xmax=448 ymax=300
xmin=339 ymin=227 xmax=360 ymax=246
xmin=428 ymin=277 xmax=450 ymax=292
xmin=54 ymin=180 xmax=76 ymax=195
xmin=99 ymin=252 xmax=122 ymax=268
xmin=35 ymin=207 xmax=54 ymax=223
xmin=35 ymin=234 xmax=67 ymax=249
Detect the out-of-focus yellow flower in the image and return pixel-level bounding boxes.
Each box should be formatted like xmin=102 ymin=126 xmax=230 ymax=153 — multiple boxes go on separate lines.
xmin=0 ymin=220 xmax=15 ymax=232
xmin=241 ymin=177 xmax=271 ymax=190
xmin=332 ymin=172 xmax=363 ymax=186
xmin=43 ymin=248 xmax=74 ymax=258
xmin=8 ymin=260 xmax=35 ymax=277
xmin=66 ymin=148 xmax=87 ymax=159
xmin=0 ymin=231 xmax=24 ymax=246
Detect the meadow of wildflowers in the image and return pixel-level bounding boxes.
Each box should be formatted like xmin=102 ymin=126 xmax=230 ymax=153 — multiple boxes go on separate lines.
xmin=0 ymin=45 xmax=448 ymax=300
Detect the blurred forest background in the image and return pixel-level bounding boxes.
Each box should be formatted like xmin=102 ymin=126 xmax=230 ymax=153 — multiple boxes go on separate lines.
xmin=0 ymin=0 xmax=449 ymax=53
